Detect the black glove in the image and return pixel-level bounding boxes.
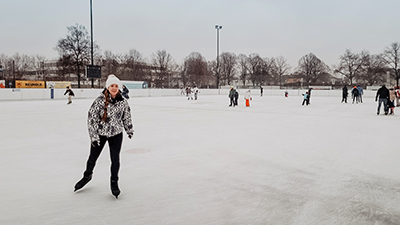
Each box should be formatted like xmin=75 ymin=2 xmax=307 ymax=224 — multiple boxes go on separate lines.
xmin=91 ymin=141 xmax=100 ymax=147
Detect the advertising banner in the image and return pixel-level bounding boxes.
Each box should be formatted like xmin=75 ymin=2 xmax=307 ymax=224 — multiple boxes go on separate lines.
xmin=46 ymin=81 xmax=71 ymax=89
xmin=15 ymin=80 xmax=45 ymax=88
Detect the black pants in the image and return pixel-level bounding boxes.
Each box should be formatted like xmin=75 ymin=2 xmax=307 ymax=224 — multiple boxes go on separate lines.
xmin=229 ymin=97 xmax=235 ymax=106
xmin=353 ymin=95 xmax=358 ymax=103
xmin=84 ymin=133 xmax=123 ymax=181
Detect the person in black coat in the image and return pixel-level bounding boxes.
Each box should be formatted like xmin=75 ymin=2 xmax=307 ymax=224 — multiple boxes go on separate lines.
xmin=228 ymin=87 xmax=236 ymax=107
xmin=341 ymin=86 xmax=348 ymax=103
xmin=234 ymin=90 xmax=239 ymax=106
xmin=122 ymin=85 xmax=130 ymax=99
xmin=64 ymin=86 xmax=75 ymax=104
xmin=375 ymin=85 xmax=390 ymax=115
xmin=351 ymin=86 xmax=359 ymax=104
xmin=307 ymin=88 xmax=312 ymax=104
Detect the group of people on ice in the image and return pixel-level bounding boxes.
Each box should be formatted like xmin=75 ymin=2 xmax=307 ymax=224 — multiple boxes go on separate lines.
xmin=341 ymin=84 xmax=399 ymax=115
xmin=341 ymin=85 xmax=364 ymax=104
xmin=182 ymin=86 xmax=199 ymax=100
xmin=341 ymin=85 xmax=363 ymax=104
xmin=228 ymin=86 xmax=253 ymax=107
xmin=227 ymin=86 xmax=253 ymax=107
xmin=301 ymin=88 xmax=313 ymax=106
xmin=72 ymin=78 xmax=400 ymax=200
xmin=228 ymin=86 xmax=240 ymax=107
xmin=375 ymin=85 xmax=399 ymax=115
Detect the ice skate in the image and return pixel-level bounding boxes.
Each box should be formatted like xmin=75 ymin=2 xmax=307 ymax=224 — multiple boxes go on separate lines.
xmin=111 ymin=180 xmax=120 ymax=198
xmin=74 ymin=174 xmax=92 ymax=192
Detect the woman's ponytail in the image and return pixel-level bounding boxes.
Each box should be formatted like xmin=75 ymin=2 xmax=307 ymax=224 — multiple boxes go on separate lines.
xmin=102 ymin=90 xmax=109 ymax=122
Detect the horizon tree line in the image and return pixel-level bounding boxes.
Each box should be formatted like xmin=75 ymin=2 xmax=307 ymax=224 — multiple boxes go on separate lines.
xmin=1 ymin=24 xmax=400 ymax=88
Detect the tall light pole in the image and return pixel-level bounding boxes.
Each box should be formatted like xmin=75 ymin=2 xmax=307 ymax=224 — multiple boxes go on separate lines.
xmin=90 ymin=0 xmax=94 ymax=88
xmin=215 ymin=24 xmax=222 ymax=93
xmin=12 ymin=60 xmax=15 ymax=88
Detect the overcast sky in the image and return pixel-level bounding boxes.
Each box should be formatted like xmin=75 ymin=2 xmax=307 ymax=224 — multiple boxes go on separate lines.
xmin=2 ymin=0 xmax=400 ymax=70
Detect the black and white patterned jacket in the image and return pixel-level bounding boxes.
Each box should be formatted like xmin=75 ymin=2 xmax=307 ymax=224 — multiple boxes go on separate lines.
xmin=87 ymin=90 xmax=134 ymax=143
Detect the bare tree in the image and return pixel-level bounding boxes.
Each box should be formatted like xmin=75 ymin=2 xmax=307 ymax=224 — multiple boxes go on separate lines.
xmin=273 ymin=56 xmax=291 ymax=86
xmin=56 ymin=55 xmax=74 ymax=81
xmin=151 ymin=49 xmax=174 ymax=88
xmin=247 ymin=53 xmax=264 ymax=86
xmin=182 ymin=52 xmax=208 ymax=87
xmin=261 ymin=57 xmax=275 ymax=85
xmin=11 ymin=53 xmax=32 ymax=80
xmin=298 ymin=53 xmax=330 ymax=86
xmin=119 ymin=49 xmax=147 ymax=81
xmin=382 ymin=42 xmax=400 ymax=86
xmin=207 ymin=60 xmax=218 ymax=88
xmin=219 ymin=52 xmax=237 ymax=86
xmin=356 ymin=54 xmax=386 ymax=86
xmin=31 ymin=55 xmax=47 ymax=81
xmin=55 ymin=24 xmax=98 ymax=88
xmin=237 ymin=54 xmax=249 ymax=86
xmin=334 ymin=49 xmax=367 ymax=85
xmin=101 ymin=50 xmax=121 ymax=79
xmin=0 ymin=54 xmax=12 ymax=82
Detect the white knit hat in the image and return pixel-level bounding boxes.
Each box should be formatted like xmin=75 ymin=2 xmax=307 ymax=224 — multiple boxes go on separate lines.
xmin=105 ymin=74 xmax=121 ymax=89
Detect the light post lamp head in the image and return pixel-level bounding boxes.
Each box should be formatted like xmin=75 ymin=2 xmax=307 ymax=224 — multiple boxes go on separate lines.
xmin=215 ymin=25 xmax=222 ymax=30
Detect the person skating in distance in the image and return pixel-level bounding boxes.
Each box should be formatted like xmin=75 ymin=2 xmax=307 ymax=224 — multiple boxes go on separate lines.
xmin=228 ymin=86 xmax=236 ymax=107
xmin=302 ymin=91 xmax=309 ymax=106
xmin=341 ymin=85 xmax=348 ymax=103
xmin=244 ymin=90 xmax=252 ymax=107
xmin=64 ymin=86 xmax=75 ymax=104
xmin=74 ymin=74 xmax=134 ymax=198
xmin=375 ymin=84 xmax=390 ymax=115
xmin=122 ymin=85 xmax=130 ymax=99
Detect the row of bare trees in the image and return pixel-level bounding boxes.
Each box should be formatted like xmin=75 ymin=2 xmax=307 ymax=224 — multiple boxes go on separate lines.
xmin=334 ymin=43 xmax=400 ymax=87
xmin=2 ymin=23 xmax=400 ymax=88
xmin=0 ymin=53 xmax=48 ymax=82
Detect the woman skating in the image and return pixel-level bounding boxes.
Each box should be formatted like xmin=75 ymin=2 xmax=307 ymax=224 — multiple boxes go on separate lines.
xmin=74 ymin=74 xmax=134 ymax=198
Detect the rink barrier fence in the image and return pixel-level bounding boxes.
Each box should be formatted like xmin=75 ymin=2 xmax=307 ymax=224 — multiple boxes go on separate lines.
xmin=0 ymin=88 xmax=377 ymax=101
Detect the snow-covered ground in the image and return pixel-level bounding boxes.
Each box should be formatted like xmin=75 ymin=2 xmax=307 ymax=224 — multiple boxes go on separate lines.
xmin=1 ymin=93 xmax=400 ymax=225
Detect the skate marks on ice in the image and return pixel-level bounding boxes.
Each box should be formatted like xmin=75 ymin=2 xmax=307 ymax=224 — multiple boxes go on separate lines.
xmin=205 ymin=157 xmax=400 ymax=224
xmin=199 ymin=158 xmax=319 ymax=224
xmin=41 ymin=212 xmax=106 ymax=225
xmin=290 ymin=171 xmax=400 ymax=225
xmin=328 ymin=174 xmax=400 ymax=225
xmin=126 ymin=148 xmax=151 ymax=154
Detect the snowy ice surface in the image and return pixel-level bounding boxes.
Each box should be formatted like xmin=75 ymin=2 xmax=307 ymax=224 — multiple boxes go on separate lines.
xmin=1 ymin=94 xmax=400 ymax=225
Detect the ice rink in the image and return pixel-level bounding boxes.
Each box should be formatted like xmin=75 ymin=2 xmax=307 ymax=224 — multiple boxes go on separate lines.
xmin=1 ymin=93 xmax=400 ymax=225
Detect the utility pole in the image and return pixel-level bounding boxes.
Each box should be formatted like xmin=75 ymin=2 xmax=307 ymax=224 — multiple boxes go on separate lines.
xmin=13 ymin=60 xmax=15 ymax=88
xmin=90 ymin=0 xmax=94 ymax=88
xmin=215 ymin=24 xmax=222 ymax=93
